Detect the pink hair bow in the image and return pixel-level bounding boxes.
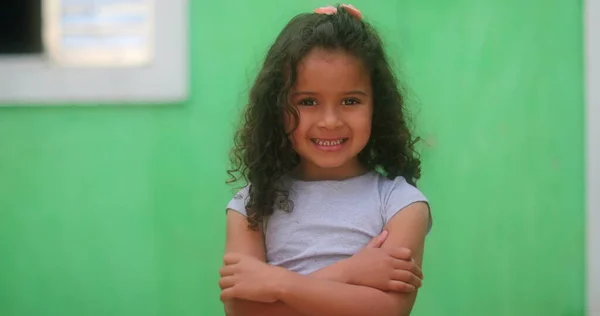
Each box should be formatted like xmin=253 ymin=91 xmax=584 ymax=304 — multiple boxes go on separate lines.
xmin=314 ymin=5 xmax=337 ymax=15
xmin=313 ymin=4 xmax=362 ymax=20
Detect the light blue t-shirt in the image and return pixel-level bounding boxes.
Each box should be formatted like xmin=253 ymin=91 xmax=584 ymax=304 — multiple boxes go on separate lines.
xmin=226 ymin=171 xmax=430 ymax=275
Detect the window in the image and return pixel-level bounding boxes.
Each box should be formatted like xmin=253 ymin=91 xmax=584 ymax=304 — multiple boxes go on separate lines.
xmin=0 ymin=0 xmax=43 ymax=54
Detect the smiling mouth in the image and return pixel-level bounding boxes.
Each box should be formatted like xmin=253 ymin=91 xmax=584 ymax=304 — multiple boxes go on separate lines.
xmin=310 ymin=138 xmax=349 ymax=146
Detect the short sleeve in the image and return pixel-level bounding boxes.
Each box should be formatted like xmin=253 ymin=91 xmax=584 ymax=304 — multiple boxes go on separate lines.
xmin=382 ymin=176 xmax=432 ymax=231
xmin=226 ymin=185 xmax=250 ymax=216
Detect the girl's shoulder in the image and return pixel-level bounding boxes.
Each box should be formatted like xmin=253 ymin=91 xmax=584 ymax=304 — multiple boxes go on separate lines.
xmin=226 ymin=184 xmax=251 ymax=216
xmin=374 ymin=173 xmax=430 ymax=227
xmin=374 ymin=173 xmax=423 ymax=199
xmin=225 ymin=172 xmax=430 ymax=223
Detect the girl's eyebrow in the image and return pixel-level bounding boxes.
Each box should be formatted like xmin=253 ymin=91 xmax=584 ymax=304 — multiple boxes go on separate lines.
xmin=291 ymin=91 xmax=318 ymax=96
xmin=291 ymin=90 xmax=368 ymax=96
xmin=343 ymin=90 xmax=368 ymax=96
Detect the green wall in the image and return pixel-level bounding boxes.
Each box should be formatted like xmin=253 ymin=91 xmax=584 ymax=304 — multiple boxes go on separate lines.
xmin=0 ymin=1 xmax=584 ymax=315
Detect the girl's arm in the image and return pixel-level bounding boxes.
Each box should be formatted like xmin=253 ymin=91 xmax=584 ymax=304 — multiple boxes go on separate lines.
xmin=222 ymin=210 xmax=356 ymax=316
xmin=222 ymin=202 xmax=429 ymax=316
xmin=222 ymin=210 xmax=302 ymax=316
xmin=272 ymin=202 xmax=429 ymax=316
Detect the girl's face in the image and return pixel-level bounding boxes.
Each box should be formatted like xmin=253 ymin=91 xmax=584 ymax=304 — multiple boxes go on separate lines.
xmin=287 ymin=48 xmax=373 ymax=180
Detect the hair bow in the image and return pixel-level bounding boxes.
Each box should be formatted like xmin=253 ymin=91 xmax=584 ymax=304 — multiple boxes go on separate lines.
xmin=313 ymin=4 xmax=362 ymax=20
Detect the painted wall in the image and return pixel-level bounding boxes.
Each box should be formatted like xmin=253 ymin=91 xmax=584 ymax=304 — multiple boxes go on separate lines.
xmin=0 ymin=0 xmax=584 ymax=315
xmin=399 ymin=0 xmax=584 ymax=314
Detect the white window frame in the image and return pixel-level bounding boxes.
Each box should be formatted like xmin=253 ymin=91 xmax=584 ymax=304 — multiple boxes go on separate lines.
xmin=0 ymin=0 xmax=188 ymax=105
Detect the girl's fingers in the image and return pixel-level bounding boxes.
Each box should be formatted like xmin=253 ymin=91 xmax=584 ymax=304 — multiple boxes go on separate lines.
xmin=391 ymin=270 xmax=422 ymax=288
xmin=392 ymin=258 xmax=423 ymax=279
xmin=388 ymin=280 xmax=416 ymax=293
xmin=219 ymin=276 xmax=236 ymax=290
xmin=366 ymin=230 xmax=388 ymax=248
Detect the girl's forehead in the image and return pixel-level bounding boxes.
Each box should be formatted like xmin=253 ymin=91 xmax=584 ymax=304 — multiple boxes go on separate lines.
xmin=294 ymin=48 xmax=370 ymax=89
xmin=299 ymin=48 xmax=364 ymax=68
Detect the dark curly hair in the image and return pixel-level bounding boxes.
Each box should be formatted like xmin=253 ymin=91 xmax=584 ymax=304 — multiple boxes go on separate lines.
xmin=228 ymin=5 xmax=421 ymax=230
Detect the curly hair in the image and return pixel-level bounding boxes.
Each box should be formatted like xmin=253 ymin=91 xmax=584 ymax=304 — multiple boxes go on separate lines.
xmin=228 ymin=5 xmax=421 ymax=230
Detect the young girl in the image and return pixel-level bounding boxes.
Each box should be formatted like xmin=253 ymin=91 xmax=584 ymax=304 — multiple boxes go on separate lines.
xmin=219 ymin=4 xmax=432 ymax=316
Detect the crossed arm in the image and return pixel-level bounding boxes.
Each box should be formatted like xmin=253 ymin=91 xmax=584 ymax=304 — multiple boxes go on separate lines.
xmin=220 ymin=202 xmax=430 ymax=316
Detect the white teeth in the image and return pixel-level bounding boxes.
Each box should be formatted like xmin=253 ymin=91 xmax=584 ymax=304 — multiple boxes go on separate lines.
xmin=314 ymin=139 xmax=344 ymax=146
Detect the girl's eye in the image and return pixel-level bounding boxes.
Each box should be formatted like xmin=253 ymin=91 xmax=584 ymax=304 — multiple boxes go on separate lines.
xmin=342 ymin=98 xmax=360 ymax=106
xmin=299 ymin=99 xmax=317 ymax=106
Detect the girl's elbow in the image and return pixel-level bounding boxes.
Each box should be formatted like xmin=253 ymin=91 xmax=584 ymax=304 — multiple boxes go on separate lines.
xmin=380 ymin=295 xmax=414 ymax=316
xmin=223 ymin=300 xmax=253 ymax=316
xmin=380 ymin=307 xmax=411 ymax=316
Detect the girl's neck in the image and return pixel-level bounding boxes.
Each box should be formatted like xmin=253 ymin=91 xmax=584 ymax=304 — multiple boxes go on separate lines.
xmin=291 ymin=158 xmax=369 ymax=181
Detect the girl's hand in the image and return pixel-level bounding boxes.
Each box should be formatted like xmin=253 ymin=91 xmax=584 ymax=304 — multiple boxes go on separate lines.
xmin=219 ymin=253 xmax=287 ymax=303
xmin=343 ymin=231 xmax=423 ymax=292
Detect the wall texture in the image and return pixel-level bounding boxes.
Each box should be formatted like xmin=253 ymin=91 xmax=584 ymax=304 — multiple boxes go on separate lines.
xmin=0 ymin=0 xmax=584 ymax=315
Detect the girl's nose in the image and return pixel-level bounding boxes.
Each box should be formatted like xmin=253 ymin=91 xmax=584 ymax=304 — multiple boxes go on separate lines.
xmin=318 ymin=106 xmax=343 ymax=129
